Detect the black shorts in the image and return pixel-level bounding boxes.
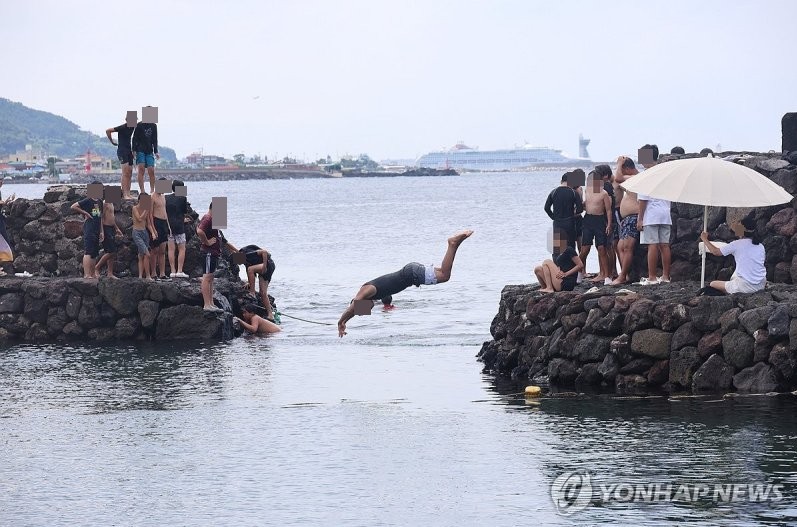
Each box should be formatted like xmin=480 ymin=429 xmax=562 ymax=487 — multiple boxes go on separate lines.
xmin=117 ymin=150 xmax=134 ymax=165
xmin=83 ymin=222 xmax=100 ymax=258
xmin=102 ymin=225 xmax=117 ymax=253
xmin=257 ymin=258 xmax=276 ymax=282
xmin=151 ymin=218 xmax=169 ymax=247
xmin=574 ymin=215 xmax=583 ymax=239
xmin=203 ymin=253 xmax=219 ymax=275
xmin=582 ymin=214 xmax=607 ymax=247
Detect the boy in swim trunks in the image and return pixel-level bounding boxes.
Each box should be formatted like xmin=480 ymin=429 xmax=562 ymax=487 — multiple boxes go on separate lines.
xmin=132 ymin=193 xmax=156 ymax=280
xmin=70 ymin=182 xmax=104 ymax=279
xmin=94 ymin=196 xmax=124 ymax=278
xmin=235 ymin=304 xmax=281 ymax=335
xmin=578 ymin=170 xmax=613 ymax=283
xmin=166 ymin=180 xmax=190 ymax=278
xmin=149 ymin=178 xmax=170 ymax=279
xmin=337 ymin=230 xmax=473 ymax=337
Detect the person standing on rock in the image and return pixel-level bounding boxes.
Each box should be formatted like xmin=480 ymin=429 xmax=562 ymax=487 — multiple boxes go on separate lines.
xmin=225 ymin=242 xmax=276 ymax=321
xmin=166 ymin=180 xmax=190 ymax=278
xmin=611 ymin=157 xmax=640 ymax=285
xmin=544 ymin=173 xmax=583 ymax=252
xmin=105 ymin=112 xmax=137 ymax=199
xmin=578 ymin=169 xmax=613 ymax=283
xmin=149 ymin=178 xmax=170 ymax=280
xmin=700 ymin=214 xmax=766 ymax=294
xmin=132 ymin=110 xmax=159 ymax=194
xmin=132 ymin=193 xmax=156 ymax=280
xmin=94 ymin=195 xmax=123 ymax=278
xmin=637 ymin=144 xmax=672 ymax=285
xmin=70 ymin=182 xmax=105 ymax=279
xmin=337 ymin=230 xmax=473 ymax=337
xmin=197 ymin=202 xmax=223 ymax=312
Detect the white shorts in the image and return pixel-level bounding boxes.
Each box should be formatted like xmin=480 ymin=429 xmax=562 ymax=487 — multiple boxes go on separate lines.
xmin=168 ymin=233 xmax=186 ymax=244
xmin=424 ymin=264 xmax=438 ymax=285
xmin=724 ymin=273 xmax=765 ymax=294
xmin=640 ymin=224 xmax=671 ymax=245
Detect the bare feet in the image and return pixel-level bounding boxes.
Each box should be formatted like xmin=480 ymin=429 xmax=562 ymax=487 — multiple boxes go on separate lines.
xmin=538 ymin=288 xmax=555 ymax=293
xmin=590 ymin=275 xmax=606 ymax=283
xmin=448 ymin=230 xmax=474 ymax=246
xmin=610 ymin=277 xmax=629 ymax=286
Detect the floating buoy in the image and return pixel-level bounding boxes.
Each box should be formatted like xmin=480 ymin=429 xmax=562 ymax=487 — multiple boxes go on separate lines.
xmin=524 ymin=385 xmax=542 ymax=398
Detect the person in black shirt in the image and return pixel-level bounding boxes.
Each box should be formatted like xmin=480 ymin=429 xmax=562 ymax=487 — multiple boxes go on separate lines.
xmin=544 ymin=173 xmax=583 ymax=251
xmin=106 ymin=112 xmax=137 ymax=199
xmin=132 ymin=120 xmax=159 ymax=194
xmin=534 ymin=228 xmax=584 ymax=293
xmin=166 ymin=180 xmax=190 ymax=278
xmin=225 ymin=241 xmax=276 ymax=321
xmin=70 ymin=183 xmax=104 ymax=279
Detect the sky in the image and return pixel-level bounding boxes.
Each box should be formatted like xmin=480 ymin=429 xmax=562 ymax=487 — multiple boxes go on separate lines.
xmin=1 ymin=0 xmax=795 ymax=162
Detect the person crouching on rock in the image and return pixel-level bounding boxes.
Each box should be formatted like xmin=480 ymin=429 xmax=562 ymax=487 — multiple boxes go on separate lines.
xmin=70 ymin=181 xmax=104 ymax=279
xmin=700 ymin=214 xmax=766 ymax=295
xmin=197 ymin=202 xmax=223 ymax=313
xmin=235 ymin=303 xmax=281 ymax=335
xmin=337 ymin=230 xmax=473 ymax=337
xmin=534 ymin=228 xmax=584 ymax=293
xmin=132 ymin=193 xmax=156 ymax=280
xmin=225 ymin=242 xmax=276 ymax=322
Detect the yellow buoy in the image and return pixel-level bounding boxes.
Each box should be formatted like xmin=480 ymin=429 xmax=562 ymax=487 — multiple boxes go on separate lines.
xmin=524 ymin=385 xmax=542 ymax=398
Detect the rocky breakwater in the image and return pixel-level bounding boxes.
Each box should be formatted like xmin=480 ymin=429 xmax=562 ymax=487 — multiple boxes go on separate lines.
xmin=478 ymin=282 xmax=797 ymax=395
xmin=3 ymin=185 xmax=209 ymax=277
xmin=0 ymin=275 xmax=256 ymax=341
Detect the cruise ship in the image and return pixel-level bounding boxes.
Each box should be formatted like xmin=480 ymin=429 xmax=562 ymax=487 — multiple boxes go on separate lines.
xmin=415 ymin=135 xmax=591 ymax=171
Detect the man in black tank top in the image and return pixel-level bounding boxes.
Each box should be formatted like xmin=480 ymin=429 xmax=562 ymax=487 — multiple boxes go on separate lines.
xmin=337 ymin=230 xmax=473 ymax=337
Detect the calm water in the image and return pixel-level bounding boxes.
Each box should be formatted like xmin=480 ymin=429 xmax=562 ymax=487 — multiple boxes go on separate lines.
xmin=1 ymin=174 xmax=796 ymax=525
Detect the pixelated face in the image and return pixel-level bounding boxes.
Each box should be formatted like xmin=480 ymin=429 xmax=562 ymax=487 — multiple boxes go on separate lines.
xmin=211 ymin=197 xmax=227 ymax=229
xmin=638 ymin=148 xmax=656 ymax=167
xmin=232 ymin=252 xmax=246 ymax=265
xmin=104 ymin=185 xmax=122 ymax=204
xmin=568 ymin=169 xmax=586 ymax=188
xmin=126 ymin=111 xmax=137 ymax=127
xmin=174 ymin=185 xmax=187 ymax=197
xmin=154 ymin=180 xmax=172 ymax=194
xmin=138 ymin=195 xmax=152 ymax=210
xmin=87 ymin=183 xmax=103 ymax=199
xmin=353 ymin=299 xmax=373 ymax=315
xmin=730 ymin=221 xmax=746 ymax=238
xmin=142 ymin=106 xmax=158 ymax=124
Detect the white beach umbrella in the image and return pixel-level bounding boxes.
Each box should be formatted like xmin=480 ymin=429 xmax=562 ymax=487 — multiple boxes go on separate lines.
xmin=619 ymin=156 xmax=793 ymax=287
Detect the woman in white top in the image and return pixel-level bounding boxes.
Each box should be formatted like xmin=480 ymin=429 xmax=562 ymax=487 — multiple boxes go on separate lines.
xmin=700 ymin=215 xmax=766 ymax=294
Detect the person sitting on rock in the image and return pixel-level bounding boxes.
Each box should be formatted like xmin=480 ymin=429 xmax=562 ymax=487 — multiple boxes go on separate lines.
xmin=70 ymin=182 xmax=104 ymax=279
xmin=235 ymin=304 xmax=281 ymax=335
xmin=337 ymin=230 xmax=473 ymax=337
xmin=700 ymin=214 xmax=766 ymax=295
xmin=225 ymin=242 xmax=276 ymax=321
xmin=534 ymin=228 xmax=584 ymax=293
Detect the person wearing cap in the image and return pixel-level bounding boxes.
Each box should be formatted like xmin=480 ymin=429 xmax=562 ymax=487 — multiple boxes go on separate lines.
xmin=700 ymin=214 xmax=766 ymax=294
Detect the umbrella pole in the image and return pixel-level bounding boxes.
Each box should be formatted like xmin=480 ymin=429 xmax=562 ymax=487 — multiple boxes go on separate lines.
xmin=701 ymin=205 xmax=708 ymax=288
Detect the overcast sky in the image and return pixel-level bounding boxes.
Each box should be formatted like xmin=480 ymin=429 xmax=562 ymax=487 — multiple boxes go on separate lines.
xmin=2 ymin=0 xmax=795 ymax=161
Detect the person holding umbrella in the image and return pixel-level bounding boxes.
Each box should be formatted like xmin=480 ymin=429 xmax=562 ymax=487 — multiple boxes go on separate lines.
xmin=700 ymin=214 xmax=766 ymax=294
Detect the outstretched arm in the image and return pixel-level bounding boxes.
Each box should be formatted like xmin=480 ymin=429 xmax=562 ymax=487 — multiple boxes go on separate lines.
xmin=700 ymin=231 xmax=724 ymax=257
xmin=338 ymin=285 xmax=376 ymax=337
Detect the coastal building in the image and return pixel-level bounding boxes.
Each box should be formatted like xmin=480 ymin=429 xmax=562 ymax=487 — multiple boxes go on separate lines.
xmin=415 ymin=136 xmax=591 ymax=170
xmin=184 ymin=152 xmax=229 ymax=168
xmin=3 ymin=144 xmax=46 ymax=164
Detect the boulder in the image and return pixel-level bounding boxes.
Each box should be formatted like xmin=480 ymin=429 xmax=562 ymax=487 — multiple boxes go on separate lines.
xmin=62 ymin=321 xmax=84 ymax=337
xmin=46 ymin=281 xmax=70 ymax=306
xmin=591 ymin=311 xmax=625 ymax=336
xmin=719 ymin=307 xmax=741 ymax=334
xmin=154 ymin=305 xmax=229 ymax=340
xmin=615 ymin=374 xmax=648 ymax=395
xmin=76 ymin=301 xmax=101 ymax=328
xmin=769 ymin=343 xmax=796 ymax=381
xmin=526 ymin=295 xmax=559 ymax=322
xmin=631 ymin=328 xmax=672 ymax=359
xmin=23 ymin=294 xmax=49 ymax=324
xmin=676 ymin=217 xmax=702 ymax=241
xmin=24 ymin=323 xmax=50 ymax=341
xmin=767 ymin=305 xmax=790 ymax=338
xmin=46 ymin=308 xmax=70 ymax=336
xmin=770 ymin=168 xmax=797 ymax=195
xmin=671 ymin=322 xmax=702 ymax=351
xmin=98 ymin=279 xmax=146 ymax=316
xmin=692 ymin=354 xmax=734 ymax=393
xmin=623 ymin=299 xmax=655 ymax=333
xmin=582 ymin=308 xmax=603 ymax=333
xmin=548 ymin=358 xmax=578 ymax=385
xmin=63 ymin=219 xmax=83 ymax=239
xmin=0 ymin=293 xmax=24 ymax=313
xmin=766 ymin=207 xmax=797 ymax=237
xmin=560 ymin=327 xmax=581 ymax=359
xmin=733 ymin=362 xmax=779 ymax=393
xmin=690 ymin=296 xmax=735 ymax=331
xmin=597 ymin=353 xmax=619 ymax=383
xmin=573 ymin=333 xmax=611 ymax=363
xmin=753 ymin=330 xmax=774 ymax=363
xmin=647 ymin=360 xmax=670 ymax=386
xmin=597 ymin=296 xmax=615 ymax=312
xmin=655 ymin=303 xmax=688 ymax=332
xmin=88 ymin=327 xmax=115 ymax=341
xmin=738 ymin=305 xmax=775 ymax=335
xmin=619 ymin=357 xmax=654 ymax=374
xmin=697 ymin=330 xmax=723 ymax=359
xmin=613 ymin=293 xmax=641 ymax=312
xmin=610 ymin=334 xmax=633 ymax=364
xmin=561 ymin=312 xmax=588 ymax=334
xmin=723 ymin=329 xmax=754 ymax=370
xmin=575 ymin=362 xmax=602 ymax=387
xmin=138 ymin=300 xmax=160 ymax=329
xmin=669 ymin=347 xmax=702 ymax=388
xmin=790 ymin=318 xmax=797 ymax=351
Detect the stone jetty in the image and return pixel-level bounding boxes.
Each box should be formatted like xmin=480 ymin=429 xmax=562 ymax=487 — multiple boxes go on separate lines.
xmin=479 ymin=150 xmax=797 ymax=394
xmin=0 ymin=185 xmax=272 ymax=341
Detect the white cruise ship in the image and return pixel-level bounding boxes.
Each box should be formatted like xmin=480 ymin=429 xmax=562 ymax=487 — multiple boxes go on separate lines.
xmin=415 ymin=135 xmax=591 ymax=171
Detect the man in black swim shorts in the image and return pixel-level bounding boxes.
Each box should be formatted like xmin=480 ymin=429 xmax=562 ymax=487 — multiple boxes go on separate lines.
xmin=337 ymin=230 xmax=473 ymax=337
xmin=226 ymin=242 xmax=276 ymax=321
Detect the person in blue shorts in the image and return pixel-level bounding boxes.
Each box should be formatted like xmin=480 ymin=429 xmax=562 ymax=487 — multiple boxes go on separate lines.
xmin=132 ymin=118 xmax=159 ymax=194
